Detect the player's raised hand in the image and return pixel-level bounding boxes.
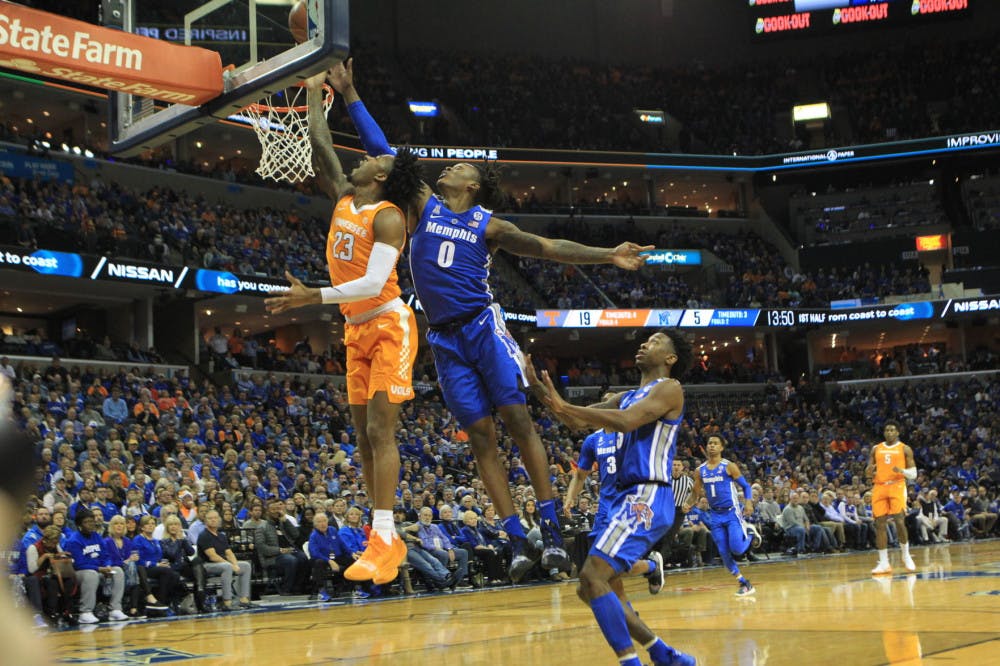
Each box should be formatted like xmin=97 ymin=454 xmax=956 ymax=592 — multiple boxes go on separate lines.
xmin=538 ymin=370 xmax=566 ymax=412
xmin=265 ymin=271 xmax=320 ymax=314
xmin=326 ymin=58 xmax=355 ymax=93
xmin=523 ymin=354 xmax=550 ymax=401
xmin=610 ymin=242 xmax=655 ymax=270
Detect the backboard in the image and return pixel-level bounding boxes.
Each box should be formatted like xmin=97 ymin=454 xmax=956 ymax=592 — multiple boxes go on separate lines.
xmin=104 ymin=0 xmax=348 ymax=156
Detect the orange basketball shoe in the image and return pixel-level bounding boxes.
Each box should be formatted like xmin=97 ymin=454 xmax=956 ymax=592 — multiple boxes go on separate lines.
xmin=344 ymin=531 xmax=406 ymax=582
xmin=372 ymin=534 xmax=408 ymax=585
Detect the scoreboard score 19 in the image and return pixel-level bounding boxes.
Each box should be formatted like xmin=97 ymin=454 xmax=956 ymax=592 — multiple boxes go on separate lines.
xmin=750 ymin=0 xmax=971 ymax=37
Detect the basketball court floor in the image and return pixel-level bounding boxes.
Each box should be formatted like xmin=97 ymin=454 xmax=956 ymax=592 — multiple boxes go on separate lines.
xmin=44 ymin=540 xmax=1000 ymax=665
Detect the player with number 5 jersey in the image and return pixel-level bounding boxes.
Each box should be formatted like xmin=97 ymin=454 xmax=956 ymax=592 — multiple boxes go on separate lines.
xmin=324 ymin=59 xmax=655 ymax=582
xmin=867 ymin=421 xmax=917 ymax=575
xmin=265 ymin=66 xmax=416 ymax=586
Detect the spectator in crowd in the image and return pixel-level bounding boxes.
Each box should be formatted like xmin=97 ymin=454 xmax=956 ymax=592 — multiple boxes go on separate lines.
xmin=916 ymin=489 xmax=949 ymax=544
xmin=64 ymin=510 xmax=127 ymax=624
xmin=307 ymin=512 xmax=347 ymax=601
xmin=196 ymin=509 xmax=255 ymax=611
xmin=25 ymin=525 xmax=74 ymax=627
xmin=407 ymin=506 xmax=469 ymax=588
xmin=256 ymin=498 xmax=309 ymax=595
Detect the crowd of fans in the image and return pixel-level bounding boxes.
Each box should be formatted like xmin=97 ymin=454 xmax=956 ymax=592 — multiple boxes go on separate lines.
xmin=386 ymin=35 xmax=1000 ymax=155
xmin=510 ymin=220 xmax=933 ymax=309
xmin=2 ymin=172 xmax=936 ymax=312
xmin=3 ymin=350 xmax=997 ymax=626
xmin=791 ymin=182 xmax=948 ymax=244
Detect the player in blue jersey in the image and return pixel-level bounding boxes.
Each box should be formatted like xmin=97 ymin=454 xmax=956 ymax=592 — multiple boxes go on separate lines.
xmin=325 ymin=60 xmax=653 ymax=582
xmin=687 ymin=435 xmax=760 ymax=597
xmin=565 ymin=428 xmax=664 ymax=595
xmin=532 ymin=330 xmax=696 ymax=666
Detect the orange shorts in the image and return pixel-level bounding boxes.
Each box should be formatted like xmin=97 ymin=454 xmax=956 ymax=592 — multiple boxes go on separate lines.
xmin=872 ymin=482 xmax=906 ymax=518
xmin=344 ymin=303 xmax=417 ymax=405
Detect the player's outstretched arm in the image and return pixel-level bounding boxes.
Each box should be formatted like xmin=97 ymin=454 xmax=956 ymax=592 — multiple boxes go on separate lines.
xmin=536 ymin=370 xmax=681 ymax=433
xmin=487 ymin=217 xmax=652 ymax=269
xmin=328 ymin=60 xmax=434 ymax=222
xmin=306 ymin=71 xmax=351 ymax=201
xmin=523 ymin=354 xmax=587 ymax=430
xmin=328 ymin=58 xmax=395 ymax=158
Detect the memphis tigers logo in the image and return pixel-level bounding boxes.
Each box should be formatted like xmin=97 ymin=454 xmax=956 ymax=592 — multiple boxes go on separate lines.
xmin=627 ymin=496 xmax=655 ymax=529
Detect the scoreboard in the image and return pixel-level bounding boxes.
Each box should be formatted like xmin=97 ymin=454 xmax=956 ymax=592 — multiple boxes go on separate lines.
xmin=535 ymin=299 xmax=1000 ymax=328
xmin=750 ymin=0 xmax=971 ymax=37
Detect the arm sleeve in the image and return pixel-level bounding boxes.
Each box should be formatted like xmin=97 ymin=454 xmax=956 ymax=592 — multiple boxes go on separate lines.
xmin=902 ymin=467 xmax=917 ymax=480
xmin=735 ymin=474 xmax=752 ymax=501
xmin=347 ymin=101 xmax=396 ymax=157
xmin=321 ymin=242 xmax=399 ymax=304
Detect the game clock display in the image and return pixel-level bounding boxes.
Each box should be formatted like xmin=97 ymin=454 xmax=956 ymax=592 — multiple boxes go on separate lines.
xmin=750 ymin=0 xmax=971 ymax=37
xmin=763 ymin=309 xmax=796 ymax=327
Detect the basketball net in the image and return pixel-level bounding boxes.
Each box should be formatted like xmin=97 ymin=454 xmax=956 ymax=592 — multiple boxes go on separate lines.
xmin=237 ymin=83 xmax=335 ymax=184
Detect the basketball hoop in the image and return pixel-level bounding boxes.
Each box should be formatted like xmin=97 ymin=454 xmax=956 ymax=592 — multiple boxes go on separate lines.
xmin=237 ymin=83 xmax=335 ymax=184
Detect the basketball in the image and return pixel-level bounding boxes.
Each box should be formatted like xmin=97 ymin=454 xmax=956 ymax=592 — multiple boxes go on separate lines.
xmin=288 ymin=1 xmax=309 ymax=43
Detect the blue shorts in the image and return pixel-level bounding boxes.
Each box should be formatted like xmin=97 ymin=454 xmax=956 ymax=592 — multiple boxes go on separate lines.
xmin=590 ymin=483 xmax=675 ymax=574
xmin=426 ymin=303 xmax=527 ymax=428
xmin=705 ymin=508 xmax=752 ymax=557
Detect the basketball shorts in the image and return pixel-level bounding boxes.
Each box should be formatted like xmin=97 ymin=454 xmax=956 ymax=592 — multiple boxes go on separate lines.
xmin=705 ymin=508 xmax=752 ymax=556
xmin=427 ymin=304 xmax=527 ymax=428
xmin=872 ymin=482 xmax=906 ymax=518
xmin=344 ymin=302 xmax=418 ymax=405
xmin=591 ymin=483 xmax=675 ymax=574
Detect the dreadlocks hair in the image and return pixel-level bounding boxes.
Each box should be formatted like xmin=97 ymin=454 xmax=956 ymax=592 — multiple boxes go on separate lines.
xmin=472 ymin=160 xmax=509 ymax=211
xmin=383 ymin=147 xmax=425 ymax=212
xmin=657 ymin=328 xmax=693 ymax=381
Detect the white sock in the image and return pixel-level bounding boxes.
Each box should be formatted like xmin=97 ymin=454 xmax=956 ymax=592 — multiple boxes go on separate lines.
xmin=878 ymin=548 xmax=889 ymax=564
xmin=901 ymin=542 xmax=910 ymax=558
xmin=372 ymin=509 xmax=395 ymax=544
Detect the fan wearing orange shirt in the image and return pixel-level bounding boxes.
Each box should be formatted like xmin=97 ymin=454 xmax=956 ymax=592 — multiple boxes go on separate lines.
xmin=866 ymin=421 xmax=917 ymax=575
xmin=265 ymin=68 xmax=414 ymax=586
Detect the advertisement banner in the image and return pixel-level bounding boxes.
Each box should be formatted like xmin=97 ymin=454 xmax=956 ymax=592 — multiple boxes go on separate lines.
xmin=0 ymin=150 xmax=74 ymax=182
xmin=640 ymin=249 xmax=702 ymax=266
xmin=0 ymin=247 xmax=82 ymax=277
xmin=0 ymin=3 xmax=222 ymax=104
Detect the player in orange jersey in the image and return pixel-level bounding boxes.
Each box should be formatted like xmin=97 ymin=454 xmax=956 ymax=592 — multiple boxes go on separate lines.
xmin=265 ymin=69 xmax=415 ymax=585
xmin=866 ymin=421 xmax=917 ymax=575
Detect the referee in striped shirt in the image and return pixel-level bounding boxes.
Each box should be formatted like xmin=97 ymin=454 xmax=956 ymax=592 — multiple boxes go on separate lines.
xmin=653 ymin=459 xmax=694 ymax=559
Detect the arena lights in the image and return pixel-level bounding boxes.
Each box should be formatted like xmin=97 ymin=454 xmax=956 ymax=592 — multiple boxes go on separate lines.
xmin=793 ymin=102 xmax=831 ymax=122
xmin=915 ymin=234 xmax=947 ymax=252
xmin=408 ymin=101 xmax=440 ymax=118
xmin=634 ymin=109 xmax=665 ymax=124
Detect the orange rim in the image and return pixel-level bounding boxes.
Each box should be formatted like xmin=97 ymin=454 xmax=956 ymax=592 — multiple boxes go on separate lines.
xmin=243 ymin=83 xmax=334 ymax=114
